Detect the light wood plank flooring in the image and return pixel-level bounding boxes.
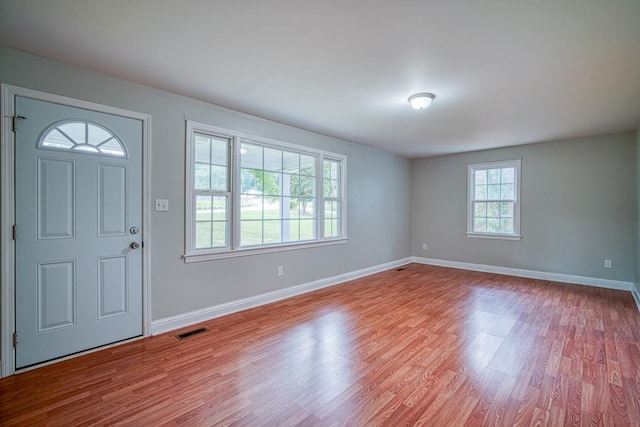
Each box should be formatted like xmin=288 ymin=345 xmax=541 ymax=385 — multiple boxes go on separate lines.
xmin=1 ymin=264 xmax=639 ymax=426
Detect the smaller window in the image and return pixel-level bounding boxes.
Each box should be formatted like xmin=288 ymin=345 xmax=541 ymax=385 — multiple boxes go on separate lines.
xmin=323 ymin=159 xmax=342 ymax=238
xmin=39 ymin=121 xmax=127 ymax=157
xmin=467 ymin=159 xmax=521 ymax=240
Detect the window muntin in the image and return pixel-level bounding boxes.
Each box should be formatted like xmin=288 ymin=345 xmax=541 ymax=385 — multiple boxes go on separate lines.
xmin=39 ymin=121 xmax=127 ymax=157
xmin=185 ymin=121 xmax=346 ymax=260
xmin=467 ymin=160 xmax=521 ymax=239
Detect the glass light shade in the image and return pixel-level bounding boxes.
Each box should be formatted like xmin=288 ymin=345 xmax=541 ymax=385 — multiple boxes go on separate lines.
xmin=408 ymin=93 xmax=435 ymax=110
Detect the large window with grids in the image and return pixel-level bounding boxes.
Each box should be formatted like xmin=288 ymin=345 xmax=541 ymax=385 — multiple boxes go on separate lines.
xmin=467 ymin=159 xmax=521 ymax=240
xmin=185 ymin=121 xmax=347 ymax=261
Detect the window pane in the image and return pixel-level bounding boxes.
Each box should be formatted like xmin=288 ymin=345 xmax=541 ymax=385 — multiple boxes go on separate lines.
xmin=325 ymin=219 xmax=333 ymax=237
xmin=241 ymin=197 xmax=262 ymax=220
xmin=284 ymin=173 xmax=297 ymax=196
xmin=326 ymin=200 xmax=340 ymax=218
xmin=325 ymin=200 xmax=334 ymax=217
xmin=324 ymin=179 xmax=338 ymax=198
xmin=487 ymin=202 xmax=500 ymax=218
xmin=263 ymin=171 xmax=281 ymax=196
xmin=195 ymin=222 xmax=212 ymax=249
xmin=211 ymin=165 xmax=227 ymax=191
xmin=501 ymin=218 xmax=514 ymax=234
xmin=211 ymin=138 xmax=228 ymax=166
xmin=59 ymin=122 xmax=86 ymax=144
xmin=488 ymin=169 xmax=500 ymax=184
xmin=475 ymin=170 xmax=487 ymax=185
xmin=501 ymin=167 xmax=514 ymax=184
xmin=331 ymin=161 xmax=339 ymax=180
xmin=282 ymin=198 xmax=301 ymax=219
xmin=241 ymin=168 xmax=260 ymax=193
xmin=300 ymin=219 xmax=315 ymax=240
xmin=475 ymin=185 xmax=487 ymax=200
xmin=195 ymin=164 xmax=210 ymax=190
xmin=474 ymin=202 xmax=486 ymax=217
xmin=42 ymin=129 xmax=74 ymax=149
xmin=196 ymin=195 xmax=212 ymax=221
xmin=500 ymin=202 xmax=513 ymax=218
xmin=264 ymin=220 xmax=281 ymax=244
xmin=264 ymin=199 xmax=280 ymax=219
xmin=323 ymin=179 xmax=331 ymax=197
xmin=501 ymin=184 xmax=514 ymax=199
xmin=474 ymin=218 xmax=486 ymax=232
xmin=212 ymin=222 xmax=227 ymax=247
xmin=286 ymin=219 xmax=300 ymax=241
xmin=298 ymin=175 xmax=315 ymax=201
xmin=487 ymin=218 xmax=500 ymax=233
xmin=88 ymin=124 xmax=112 ymax=146
xmin=213 ymin=196 xmax=228 ymax=221
xmin=283 ymin=152 xmax=299 ymax=173
xmin=301 ymin=199 xmax=315 ymax=217
xmin=488 ymin=184 xmax=501 ymax=199
xmin=194 ymin=135 xmax=210 ymax=163
xmin=264 ymin=148 xmax=282 ymax=172
xmin=100 ymin=139 xmax=126 ymax=156
xmin=300 ymin=155 xmax=315 ymax=175
xmin=241 ymin=221 xmax=262 ymax=246
xmin=241 ymin=143 xmax=262 ymax=169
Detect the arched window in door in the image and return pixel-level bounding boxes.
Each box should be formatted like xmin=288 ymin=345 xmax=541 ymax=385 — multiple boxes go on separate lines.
xmin=39 ymin=120 xmax=127 ymax=158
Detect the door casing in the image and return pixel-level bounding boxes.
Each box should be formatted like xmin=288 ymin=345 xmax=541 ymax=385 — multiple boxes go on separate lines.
xmin=1 ymin=84 xmax=152 ymax=377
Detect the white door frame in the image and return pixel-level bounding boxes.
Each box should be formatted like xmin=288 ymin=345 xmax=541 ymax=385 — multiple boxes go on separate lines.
xmin=1 ymin=84 xmax=152 ymax=377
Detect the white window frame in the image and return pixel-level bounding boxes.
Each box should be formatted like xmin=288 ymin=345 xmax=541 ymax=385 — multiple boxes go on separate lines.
xmin=185 ymin=121 xmax=347 ymax=262
xmin=466 ymin=159 xmax=522 ymax=240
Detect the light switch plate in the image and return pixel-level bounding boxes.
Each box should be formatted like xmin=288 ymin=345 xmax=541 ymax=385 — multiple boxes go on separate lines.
xmin=155 ymin=199 xmax=169 ymax=212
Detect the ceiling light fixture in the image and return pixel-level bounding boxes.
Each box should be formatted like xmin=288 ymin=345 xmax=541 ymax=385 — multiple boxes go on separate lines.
xmin=408 ymin=93 xmax=435 ymax=110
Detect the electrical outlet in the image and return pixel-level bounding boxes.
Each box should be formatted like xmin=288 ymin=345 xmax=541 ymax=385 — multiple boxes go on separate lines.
xmin=604 ymin=259 xmax=612 ymax=269
xmin=422 ymin=243 xmax=428 ymax=251
xmin=155 ymin=199 xmax=169 ymax=212
xmin=277 ymin=266 xmax=284 ymax=276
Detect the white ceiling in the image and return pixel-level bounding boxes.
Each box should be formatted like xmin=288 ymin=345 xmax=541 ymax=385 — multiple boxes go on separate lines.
xmin=1 ymin=0 xmax=639 ymax=158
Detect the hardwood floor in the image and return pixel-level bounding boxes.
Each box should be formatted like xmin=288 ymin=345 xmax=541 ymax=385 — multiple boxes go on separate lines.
xmin=1 ymin=263 xmax=639 ymax=426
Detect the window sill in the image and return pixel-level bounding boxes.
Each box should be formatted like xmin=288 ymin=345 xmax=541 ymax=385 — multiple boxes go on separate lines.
xmin=183 ymin=238 xmax=348 ymax=263
xmin=466 ymin=232 xmax=522 ymax=241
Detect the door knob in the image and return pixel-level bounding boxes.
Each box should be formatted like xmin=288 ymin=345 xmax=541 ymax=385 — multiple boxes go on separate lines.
xmin=130 ymin=242 xmax=140 ymax=249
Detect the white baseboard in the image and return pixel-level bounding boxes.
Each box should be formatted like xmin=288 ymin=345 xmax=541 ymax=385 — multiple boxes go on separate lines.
xmin=151 ymin=257 xmax=413 ymax=335
xmin=632 ymin=286 xmax=640 ymax=312
xmin=413 ymin=257 xmax=633 ymax=292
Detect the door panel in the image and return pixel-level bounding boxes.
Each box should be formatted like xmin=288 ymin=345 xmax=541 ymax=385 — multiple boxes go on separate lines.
xmin=15 ymin=96 xmax=143 ymax=368
xmin=37 ymin=261 xmax=76 ymax=331
xmin=37 ymin=158 xmax=75 ymax=239
xmin=98 ymin=163 xmax=127 ymax=236
xmin=97 ymin=256 xmax=128 ymax=318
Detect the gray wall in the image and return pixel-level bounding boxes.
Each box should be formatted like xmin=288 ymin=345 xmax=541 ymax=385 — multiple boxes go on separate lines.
xmin=411 ymin=133 xmax=636 ymax=282
xmin=636 ymin=125 xmax=640 ymax=293
xmin=0 ymin=46 xmax=412 ymax=320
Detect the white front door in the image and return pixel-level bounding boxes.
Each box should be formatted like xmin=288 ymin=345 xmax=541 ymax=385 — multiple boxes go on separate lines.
xmin=15 ymin=96 xmax=143 ymax=368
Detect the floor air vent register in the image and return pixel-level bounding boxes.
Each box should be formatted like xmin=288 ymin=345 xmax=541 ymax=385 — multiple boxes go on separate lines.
xmin=176 ymin=327 xmax=209 ymax=340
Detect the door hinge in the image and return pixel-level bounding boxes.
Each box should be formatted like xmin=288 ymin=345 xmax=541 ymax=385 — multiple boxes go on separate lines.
xmin=12 ymin=115 xmax=26 ymax=132
xmin=13 ymin=332 xmax=17 ymax=348
xmin=12 ymin=224 xmax=17 ymax=240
